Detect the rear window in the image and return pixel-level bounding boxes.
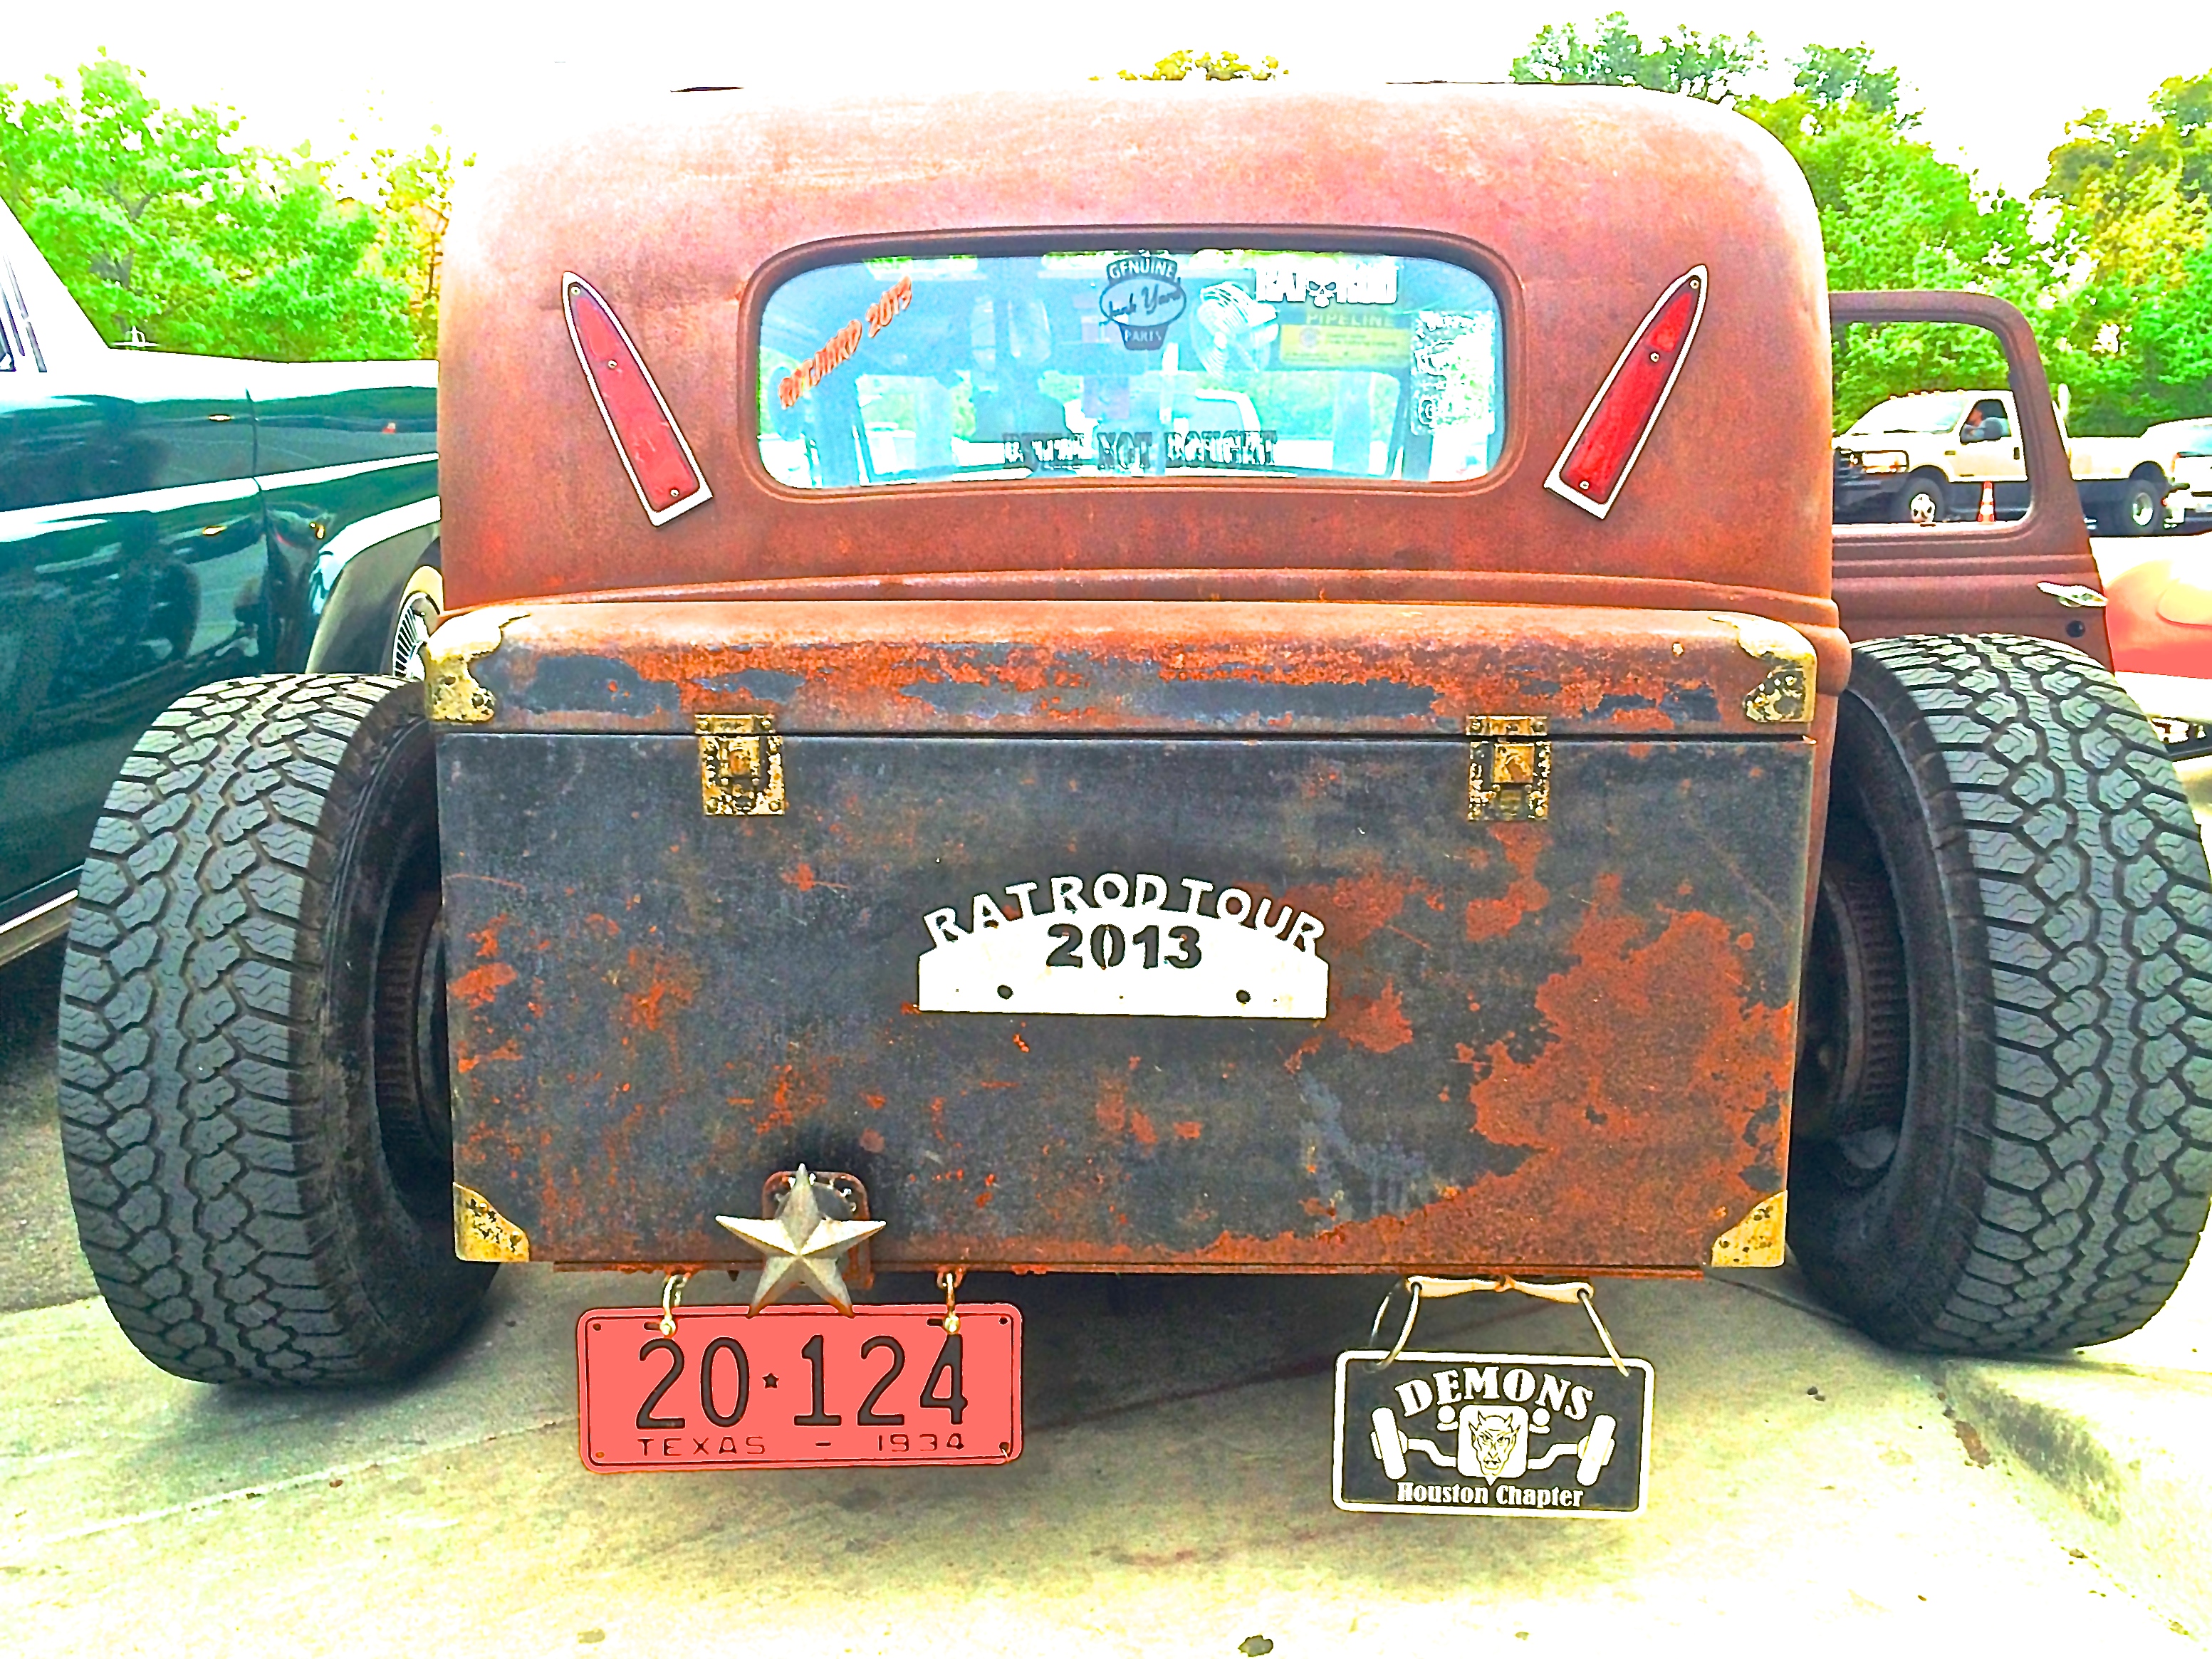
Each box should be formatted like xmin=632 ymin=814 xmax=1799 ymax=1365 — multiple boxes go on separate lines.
xmin=756 ymin=248 xmax=1503 ymax=488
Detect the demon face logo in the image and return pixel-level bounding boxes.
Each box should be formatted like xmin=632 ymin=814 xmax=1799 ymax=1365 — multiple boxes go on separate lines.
xmin=1465 ymin=1408 xmax=1523 ymax=1480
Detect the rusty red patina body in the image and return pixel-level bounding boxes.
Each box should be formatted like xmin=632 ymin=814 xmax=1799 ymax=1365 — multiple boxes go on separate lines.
xmin=439 ymin=89 xmax=1835 ymax=614
xmin=429 ymin=85 xmax=1840 ymax=1277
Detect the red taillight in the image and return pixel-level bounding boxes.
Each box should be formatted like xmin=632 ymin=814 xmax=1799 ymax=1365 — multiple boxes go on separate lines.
xmin=1545 ymin=266 xmax=1708 ymax=520
xmin=562 ymin=273 xmax=711 ymax=526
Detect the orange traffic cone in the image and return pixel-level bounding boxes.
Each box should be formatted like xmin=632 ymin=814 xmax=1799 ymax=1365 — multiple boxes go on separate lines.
xmin=1978 ymin=481 xmax=1996 ymax=523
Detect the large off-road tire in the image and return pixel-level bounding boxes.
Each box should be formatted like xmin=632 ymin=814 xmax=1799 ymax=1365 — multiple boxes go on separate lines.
xmin=1790 ymin=635 xmax=2212 ymax=1354
xmin=56 ymin=674 xmax=491 ymax=1385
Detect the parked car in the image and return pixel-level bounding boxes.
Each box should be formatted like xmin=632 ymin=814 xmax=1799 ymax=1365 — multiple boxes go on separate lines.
xmin=0 ymin=199 xmax=442 ymax=968
xmin=2145 ymin=416 xmax=2212 ymax=532
xmin=2099 ymin=546 xmax=2212 ymax=757
xmin=51 ymin=88 xmax=2212 ymax=1519
xmin=2085 ymin=425 xmax=2212 ymax=755
xmin=1833 ymin=386 xmax=2181 ymax=534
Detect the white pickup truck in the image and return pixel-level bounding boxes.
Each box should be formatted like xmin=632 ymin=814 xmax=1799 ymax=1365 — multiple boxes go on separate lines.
xmin=1833 ymin=387 xmax=2188 ymax=535
xmin=2147 ymin=416 xmax=2212 ymax=530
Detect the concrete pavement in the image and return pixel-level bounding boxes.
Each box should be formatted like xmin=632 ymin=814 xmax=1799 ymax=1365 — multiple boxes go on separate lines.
xmin=0 ymin=947 xmax=90 ymax=1316
xmin=1 ymin=1264 xmax=2201 ymax=1655
xmin=1907 ymin=737 xmax=2212 ymax=1637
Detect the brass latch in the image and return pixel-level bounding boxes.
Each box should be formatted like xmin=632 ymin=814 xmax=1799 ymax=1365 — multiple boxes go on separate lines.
xmin=697 ymin=713 xmax=786 ymax=816
xmin=1468 ymin=716 xmax=1550 ymax=821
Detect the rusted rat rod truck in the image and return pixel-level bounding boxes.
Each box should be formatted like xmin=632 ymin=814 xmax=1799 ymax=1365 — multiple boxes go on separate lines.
xmin=57 ymin=88 xmax=2212 ymax=1406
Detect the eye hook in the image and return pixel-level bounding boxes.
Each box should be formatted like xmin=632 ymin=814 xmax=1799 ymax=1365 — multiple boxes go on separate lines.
xmin=659 ymin=1269 xmax=691 ymax=1336
xmin=1366 ymin=1278 xmax=1425 ymax=1366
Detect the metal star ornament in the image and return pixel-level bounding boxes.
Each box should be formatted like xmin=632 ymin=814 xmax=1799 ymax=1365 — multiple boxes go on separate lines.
xmin=716 ymin=1166 xmax=885 ymax=1313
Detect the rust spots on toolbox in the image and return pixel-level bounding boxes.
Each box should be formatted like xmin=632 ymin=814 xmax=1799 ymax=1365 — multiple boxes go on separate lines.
xmin=614 ymin=945 xmax=700 ymax=1034
xmin=449 ymin=911 xmax=521 ymax=1012
xmin=441 ymin=730 xmax=1812 ymax=1271
xmin=1462 ymin=825 xmax=1550 ymax=943
xmin=449 ymin=960 xmax=517 ymax=1010
xmin=1449 ymin=875 xmax=1793 ymax=1221
xmin=1329 ymin=980 xmax=1416 ymax=1057
xmin=464 ymin=600 xmax=1838 ymax=738
xmin=882 ymin=878 xmax=1790 ymax=1270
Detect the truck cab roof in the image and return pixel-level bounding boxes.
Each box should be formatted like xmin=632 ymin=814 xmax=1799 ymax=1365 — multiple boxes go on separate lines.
xmin=440 ymin=84 xmax=1835 ymax=625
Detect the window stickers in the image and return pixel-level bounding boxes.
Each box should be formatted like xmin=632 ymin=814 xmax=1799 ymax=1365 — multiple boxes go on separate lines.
xmin=776 ymin=275 xmax=912 ymax=409
xmin=1097 ymin=256 xmax=1187 ymax=352
xmin=756 ymin=248 xmax=1502 ymax=486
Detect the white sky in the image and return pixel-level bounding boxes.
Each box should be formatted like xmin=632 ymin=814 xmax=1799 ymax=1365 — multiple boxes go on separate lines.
xmin=6 ymin=1 xmax=2211 ymax=202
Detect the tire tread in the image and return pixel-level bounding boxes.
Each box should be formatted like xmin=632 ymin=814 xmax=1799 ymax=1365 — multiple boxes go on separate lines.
xmin=56 ymin=674 xmax=485 ymax=1385
xmin=1838 ymin=635 xmax=2212 ymax=1351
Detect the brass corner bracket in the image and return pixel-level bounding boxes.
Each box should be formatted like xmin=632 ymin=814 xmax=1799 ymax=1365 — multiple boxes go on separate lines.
xmin=697 ymin=713 xmax=786 ymax=817
xmin=1468 ymin=716 xmax=1550 ymax=821
xmin=423 ymin=606 xmax=531 ymax=724
xmin=453 ymin=1183 xmax=531 ymax=1262
xmin=1709 ymin=613 xmax=1815 ymax=725
xmin=1710 ymin=1190 xmax=1786 ymax=1267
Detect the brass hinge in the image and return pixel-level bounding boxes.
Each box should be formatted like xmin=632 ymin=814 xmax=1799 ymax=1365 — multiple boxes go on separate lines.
xmin=697 ymin=713 xmax=786 ymax=816
xmin=1468 ymin=716 xmax=1550 ymax=821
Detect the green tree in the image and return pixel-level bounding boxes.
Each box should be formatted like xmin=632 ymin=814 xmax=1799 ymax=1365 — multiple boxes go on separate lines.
xmin=0 ymin=54 xmax=417 ymax=358
xmin=1115 ymin=50 xmax=1285 ymax=82
xmin=2132 ymin=238 xmax=2212 ymax=407
xmin=363 ymin=135 xmax=468 ymax=359
xmin=1510 ymin=13 xmax=1762 ymax=104
xmin=1785 ymin=43 xmax=1899 ymax=117
xmin=1737 ymin=48 xmax=2041 ymax=424
xmin=2036 ymin=68 xmax=2212 ymax=429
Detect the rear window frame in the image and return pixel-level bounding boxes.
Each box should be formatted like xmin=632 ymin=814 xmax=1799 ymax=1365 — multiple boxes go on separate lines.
xmin=737 ymin=226 xmax=1526 ymax=501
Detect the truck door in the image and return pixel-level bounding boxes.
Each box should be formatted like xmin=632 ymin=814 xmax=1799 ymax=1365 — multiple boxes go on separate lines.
xmin=1829 ymin=293 xmax=2109 ymax=662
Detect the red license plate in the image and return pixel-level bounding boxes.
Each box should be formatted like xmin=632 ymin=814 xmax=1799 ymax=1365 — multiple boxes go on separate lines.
xmin=575 ymin=1303 xmax=1022 ymax=1472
